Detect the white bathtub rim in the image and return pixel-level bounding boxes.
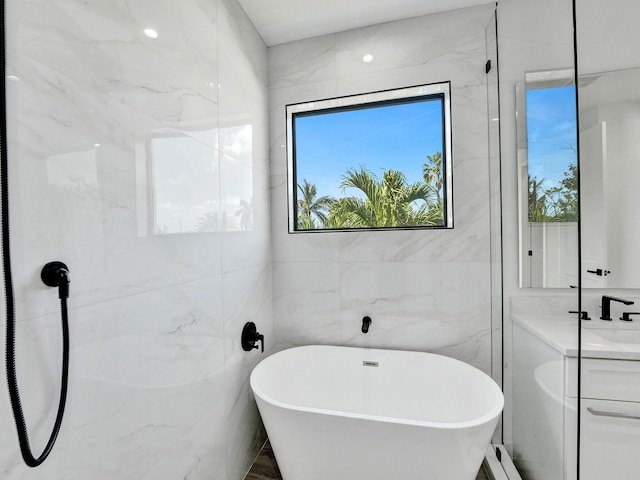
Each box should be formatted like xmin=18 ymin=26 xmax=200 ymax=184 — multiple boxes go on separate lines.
xmin=250 ymin=345 xmax=504 ymax=430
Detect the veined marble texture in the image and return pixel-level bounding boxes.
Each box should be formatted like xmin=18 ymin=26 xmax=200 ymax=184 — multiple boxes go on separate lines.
xmin=270 ymin=4 xmax=498 ymax=374
xmin=2 ymin=0 xmax=270 ymax=479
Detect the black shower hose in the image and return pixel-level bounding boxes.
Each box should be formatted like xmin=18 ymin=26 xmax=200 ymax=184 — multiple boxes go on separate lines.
xmin=1 ymin=0 xmax=70 ymax=468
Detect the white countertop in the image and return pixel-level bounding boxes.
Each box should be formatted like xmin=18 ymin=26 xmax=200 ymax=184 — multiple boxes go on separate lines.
xmin=513 ymin=315 xmax=640 ymax=360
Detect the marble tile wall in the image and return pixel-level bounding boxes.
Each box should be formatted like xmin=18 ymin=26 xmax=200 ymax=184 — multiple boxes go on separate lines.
xmin=269 ymin=4 xmax=497 ymax=374
xmin=0 ymin=0 xmax=271 ymax=479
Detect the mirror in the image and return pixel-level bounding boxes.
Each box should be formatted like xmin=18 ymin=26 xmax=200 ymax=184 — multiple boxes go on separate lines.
xmin=578 ymin=67 xmax=640 ymax=288
xmin=518 ymin=67 xmax=640 ymax=288
xmin=517 ymin=70 xmax=579 ymax=288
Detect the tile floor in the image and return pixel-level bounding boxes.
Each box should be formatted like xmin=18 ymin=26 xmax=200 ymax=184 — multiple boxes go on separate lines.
xmin=245 ymin=441 xmax=491 ymax=480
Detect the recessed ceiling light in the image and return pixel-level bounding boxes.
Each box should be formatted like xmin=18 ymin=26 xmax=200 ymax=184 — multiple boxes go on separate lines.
xmin=144 ymin=28 xmax=158 ymax=39
xmin=6 ymin=75 xmax=19 ymax=82
xmin=362 ymin=54 xmax=374 ymax=63
xmin=94 ymin=143 xmax=101 ymax=147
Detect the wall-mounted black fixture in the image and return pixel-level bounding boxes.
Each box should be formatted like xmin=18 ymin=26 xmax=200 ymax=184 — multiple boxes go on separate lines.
xmin=620 ymin=312 xmax=640 ymax=322
xmin=362 ymin=316 xmax=372 ymax=333
xmin=6 ymin=261 xmax=71 ymax=467
xmin=569 ymin=310 xmax=591 ymax=320
xmin=601 ymin=295 xmax=635 ymax=321
xmin=241 ymin=322 xmax=264 ymax=353
xmin=587 ymin=268 xmax=611 ymax=277
xmin=41 ymin=261 xmax=70 ymax=299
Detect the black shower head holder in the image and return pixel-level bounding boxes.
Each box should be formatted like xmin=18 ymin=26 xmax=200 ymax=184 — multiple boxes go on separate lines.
xmin=41 ymin=261 xmax=70 ymax=299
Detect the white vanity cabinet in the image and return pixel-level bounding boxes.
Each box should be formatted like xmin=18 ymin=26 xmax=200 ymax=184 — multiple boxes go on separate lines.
xmin=512 ymin=316 xmax=640 ymax=480
xmin=580 ymin=358 xmax=640 ymax=480
xmin=512 ymin=318 xmax=576 ymax=480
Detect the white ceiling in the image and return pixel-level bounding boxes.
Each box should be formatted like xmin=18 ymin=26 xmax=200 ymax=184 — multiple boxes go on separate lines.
xmin=238 ymin=0 xmax=496 ymax=46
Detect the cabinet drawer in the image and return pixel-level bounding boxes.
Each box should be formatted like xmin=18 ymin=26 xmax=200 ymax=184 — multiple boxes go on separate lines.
xmin=581 ymin=358 xmax=640 ymax=402
xmin=580 ymin=398 xmax=640 ymax=480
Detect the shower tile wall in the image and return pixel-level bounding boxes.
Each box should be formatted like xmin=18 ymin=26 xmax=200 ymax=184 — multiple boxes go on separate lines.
xmin=269 ymin=4 xmax=496 ymax=374
xmin=0 ymin=0 xmax=271 ymax=479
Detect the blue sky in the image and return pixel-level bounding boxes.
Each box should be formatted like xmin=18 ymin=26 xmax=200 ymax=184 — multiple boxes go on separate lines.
xmin=294 ymin=99 xmax=444 ymax=199
xmin=526 ymin=85 xmax=577 ymax=189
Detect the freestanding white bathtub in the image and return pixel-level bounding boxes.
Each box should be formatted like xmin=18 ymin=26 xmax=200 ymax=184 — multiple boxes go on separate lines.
xmin=250 ymin=345 xmax=503 ymax=480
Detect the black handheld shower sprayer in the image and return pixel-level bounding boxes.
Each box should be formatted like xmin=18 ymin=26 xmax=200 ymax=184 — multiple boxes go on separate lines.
xmin=1 ymin=0 xmax=71 ymax=466
xmin=4 ymin=260 xmax=72 ymax=468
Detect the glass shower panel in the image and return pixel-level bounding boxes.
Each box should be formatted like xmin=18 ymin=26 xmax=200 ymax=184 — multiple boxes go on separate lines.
xmin=485 ymin=9 xmax=502 ymax=445
xmin=576 ymin=0 xmax=640 ymax=478
xmin=504 ymin=0 xmax=579 ymax=478
xmin=0 ymin=0 xmax=270 ymax=477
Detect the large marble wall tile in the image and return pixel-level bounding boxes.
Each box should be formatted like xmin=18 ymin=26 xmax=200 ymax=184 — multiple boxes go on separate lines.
xmin=270 ymin=226 xmax=342 ymax=265
xmin=339 ymin=261 xmax=442 ymax=345
xmin=221 ymin=265 xmax=271 ymax=479
xmin=2 ymin=0 xmax=270 ymax=478
xmin=272 ymin=262 xmax=342 ymax=349
xmin=451 ymin=84 xmax=492 ymax=158
xmin=7 ymin=0 xmax=226 ymax=319
xmin=269 ymin=5 xmax=497 ymax=371
xmin=217 ymin=0 xmax=272 ymax=476
xmin=2 ymin=277 xmax=228 ymax=479
xmin=268 ymin=35 xmax=337 ymax=89
xmin=224 ymin=372 xmax=266 ymax=480
xmin=337 ymin=224 xmax=488 ymax=264
xmin=334 ymin=5 xmax=494 ymax=79
xmin=222 ymin=266 xmax=273 ymax=369
xmin=219 ymin=0 xmax=268 ymax=87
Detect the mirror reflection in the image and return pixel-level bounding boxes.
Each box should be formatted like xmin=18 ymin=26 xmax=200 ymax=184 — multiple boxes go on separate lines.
xmin=135 ymin=125 xmax=254 ymax=235
xmin=517 ymin=70 xmax=579 ymax=288
xmin=579 ymin=67 xmax=640 ymax=288
xmin=519 ymin=66 xmax=640 ymax=289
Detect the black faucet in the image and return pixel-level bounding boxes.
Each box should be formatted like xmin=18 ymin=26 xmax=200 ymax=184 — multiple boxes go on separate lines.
xmin=361 ymin=316 xmax=372 ymax=333
xmin=600 ymin=295 xmax=635 ymax=321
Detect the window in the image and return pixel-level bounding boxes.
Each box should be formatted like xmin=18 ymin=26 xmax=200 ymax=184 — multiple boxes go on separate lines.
xmin=286 ymin=83 xmax=453 ymax=232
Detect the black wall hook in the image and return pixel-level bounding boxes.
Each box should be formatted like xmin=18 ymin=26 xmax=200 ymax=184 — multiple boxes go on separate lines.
xmin=241 ymin=322 xmax=264 ymax=353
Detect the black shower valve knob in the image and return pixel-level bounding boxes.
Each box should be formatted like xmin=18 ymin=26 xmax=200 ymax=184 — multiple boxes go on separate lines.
xmin=241 ymin=322 xmax=264 ymax=353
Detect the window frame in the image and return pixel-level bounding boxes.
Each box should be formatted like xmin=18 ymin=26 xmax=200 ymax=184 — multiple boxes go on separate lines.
xmin=286 ymin=82 xmax=453 ymax=233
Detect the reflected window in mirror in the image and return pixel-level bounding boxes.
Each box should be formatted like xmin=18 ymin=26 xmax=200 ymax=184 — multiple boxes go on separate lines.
xmin=517 ymin=70 xmax=579 ymax=288
xmin=526 ymin=86 xmax=578 ymax=223
xmin=134 ymin=126 xmax=255 ymax=236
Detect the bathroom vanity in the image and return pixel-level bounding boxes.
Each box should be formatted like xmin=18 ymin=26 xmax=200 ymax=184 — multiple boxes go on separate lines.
xmin=512 ymin=315 xmax=640 ymax=480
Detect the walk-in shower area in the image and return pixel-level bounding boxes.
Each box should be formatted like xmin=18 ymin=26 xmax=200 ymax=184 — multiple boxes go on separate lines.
xmin=1 ymin=0 xmax=639 ymax=479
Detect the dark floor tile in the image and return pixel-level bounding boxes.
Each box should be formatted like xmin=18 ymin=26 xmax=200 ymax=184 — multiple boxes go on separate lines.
xmin=245 ymin=442 xmax=282 ymax=480
xmin=477 ymin=464 xmax=491 ymax=480
xmin=245 ymin=440 xmax=489 ymax=480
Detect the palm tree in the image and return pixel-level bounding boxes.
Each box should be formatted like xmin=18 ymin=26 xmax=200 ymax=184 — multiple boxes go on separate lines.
xmin=528 ymin=175 xmax=549 ymax=222
xmin=545 ymin=163 xmax=578 ymax=222
xmin=235 ymin=198 xmax=253 ymax=230
xmin=327 ymin=166 xmax=441 ymax=228
xmin=423 ymin=152 xmax=444 ymax=202
xmin=196 ymin=211 xmax=220 ymax=232
xmin=297 ymin=179 xmax=334 ymax=229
